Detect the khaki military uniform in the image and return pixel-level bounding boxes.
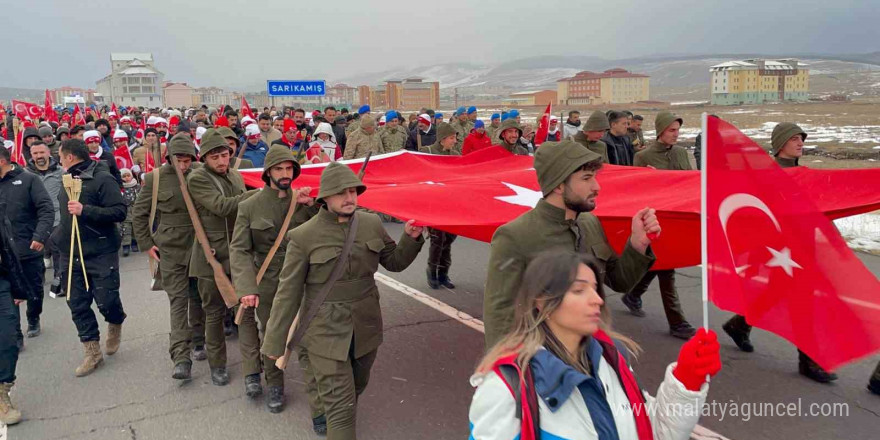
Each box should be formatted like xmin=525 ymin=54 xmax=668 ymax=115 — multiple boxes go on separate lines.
xmin=379 ymin=125 xmax=408 ymax=153
xmin=484 ymin=199 xmax=655 ymax=347
xmin=187 ymin=164 xmax=257 ymax=368
xmin=629 ymin=140 xmax=692 ymax=330
xmin=633 ymin=141 xmax=692 ymax=170
xmin=486 ymin=123 xmax=501 ymax=145
xmin=342 ymin=128 xmax=384 ymax=160
xmin=628 ymin=128 xmax=646 ymax=151
xmin=450 ymin=118 xmax=473 ymax=150
xmin=263 ymin=208 xmax=424 ymax=439
xmin=572 ymin=131 xmax=610 ymax=164
xmin=132 ymin=163 xmax=206 ymax=366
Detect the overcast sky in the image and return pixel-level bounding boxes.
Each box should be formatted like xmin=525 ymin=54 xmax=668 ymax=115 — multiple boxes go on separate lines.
xmin=4 ymin=0 xmax=876 ymax=91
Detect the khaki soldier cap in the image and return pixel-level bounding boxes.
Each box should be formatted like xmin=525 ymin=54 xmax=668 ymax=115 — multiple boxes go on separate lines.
xmin=583 ymin=110 xmax=610 ymax=132
xmin=770 ymin=122 xmax=807 ymax=156
xmin=654 ymin=111 xmax=683 ymax=139
xmin=316 ymin=161 xmax=366 ymax=203
xmin=165 ymin=132 xmax=198 ymax=161
xmin=199 ymin=128 xmax=233 ymax=161
xmin=261 ymin=144 xmax=301 ymax=184
xmin=497 ymin=119 xmax=523 ymax=142
xmin=534 ymin=140 xmax=602 ymax=196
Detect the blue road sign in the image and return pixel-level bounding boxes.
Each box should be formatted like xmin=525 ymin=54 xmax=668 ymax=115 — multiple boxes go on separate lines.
xmin=267 ymin=80 xmax=326 ymax=97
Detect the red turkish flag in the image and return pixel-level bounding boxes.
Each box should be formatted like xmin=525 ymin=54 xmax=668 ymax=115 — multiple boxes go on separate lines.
xmin=111 ymin=102 xmax=118 ymax=115
xmin=12 ymin=100 xmax=43 ymax=121
xmin=113 ymin=144 xmax=135 ymax=170
xmin=241 ymin=97 xmax=254 ymax=119
xmin=72 ymin=105 xmax=86 ymax=126
xmin=239 ymin=146 xmax=880 ymax=274
xmin=706 ymin=116 xmax=880 ymax=371
xmin=44 ymin=90 xmax=59 ymax=123
xmin=533 ymin=102 xmax=552 ymax=147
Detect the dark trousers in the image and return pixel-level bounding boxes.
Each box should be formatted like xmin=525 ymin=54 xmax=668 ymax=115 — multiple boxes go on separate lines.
xmin=65 ymin=252 xmax=127 ymax=342
xmin=628 ymin=269 xmax=686 ymax=327
xmin=727 ymin=314 xmax=830 ymax=371
xmin=427 ymin=228 xmax=456 ymax=271
xmin=197 ymin=277 xmax=228 ymax=369
xmin=188 ymin=278 xmax=205 ymax=347
xmin=0 ymin=277 xmax=19 ymax=383
xmin=12 ymin=257 xmax=45 ymax=338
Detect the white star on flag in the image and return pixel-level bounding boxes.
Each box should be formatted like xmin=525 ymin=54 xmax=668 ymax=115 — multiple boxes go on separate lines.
xmin=765 ymin=246 xmax=802 ymax=277
xmin=495 ymin=182 xmax=542 ymax=208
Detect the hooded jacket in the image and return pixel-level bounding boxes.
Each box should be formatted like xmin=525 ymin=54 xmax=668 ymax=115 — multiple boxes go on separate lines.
xmin=462 ymin=130 xmax=493 ymax=155
xmin=0 ymin=165 xmax=55 ymax=260
xmin=21 ymin=127 xmax=41 ymax=162
xmin=56 ymin=159 xmax=127 ymax=258
xmin=307 ymin=122 xmax=341 ymax=162
xmin=26 ymin=157 xmax=64 ymax=226
xmin=563 ymin=119 xmax=582 ymax=140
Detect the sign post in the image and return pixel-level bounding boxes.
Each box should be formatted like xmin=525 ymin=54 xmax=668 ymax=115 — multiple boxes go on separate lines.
xmin=267 ymin=80 xmax=327 ymax=97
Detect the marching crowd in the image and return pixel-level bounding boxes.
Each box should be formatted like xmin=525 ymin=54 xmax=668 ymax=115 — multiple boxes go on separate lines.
xmin=0 ymin=102 xmax=877 ymax=440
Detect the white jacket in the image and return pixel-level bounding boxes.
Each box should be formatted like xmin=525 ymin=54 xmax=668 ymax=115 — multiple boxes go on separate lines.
xmin=468 ymin=356 xmax=707 ymax=440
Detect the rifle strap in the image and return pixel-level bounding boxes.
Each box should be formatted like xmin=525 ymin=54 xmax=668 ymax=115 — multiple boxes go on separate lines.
xmin=287 ymin=213 xmax=359 ymax=350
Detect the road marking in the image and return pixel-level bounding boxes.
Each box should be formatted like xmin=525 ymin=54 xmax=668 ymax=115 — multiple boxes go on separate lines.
xmin=375 ymin=272 xmax=733 ymax=440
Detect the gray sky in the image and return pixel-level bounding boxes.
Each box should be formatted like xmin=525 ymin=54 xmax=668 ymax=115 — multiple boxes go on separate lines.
xmin=4 ymin=0 xmax=876 ymax=91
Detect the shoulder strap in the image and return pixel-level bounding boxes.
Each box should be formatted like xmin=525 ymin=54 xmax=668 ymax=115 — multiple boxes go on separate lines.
xmin=495 ymin=362 xmax=541 ymax=440
xmin=287 ymin=213 xmax=359 ymax=351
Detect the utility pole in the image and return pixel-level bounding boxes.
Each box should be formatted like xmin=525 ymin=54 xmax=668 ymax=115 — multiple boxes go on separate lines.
xmin=454 ymin=88 xmax=459 ymax=109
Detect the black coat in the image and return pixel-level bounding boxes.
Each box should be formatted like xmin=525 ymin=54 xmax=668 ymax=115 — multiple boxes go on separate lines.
xmin=0 ymin=166 xmax=54 ymax=260
xmin=405 ymin=125 xmax=437 ymax=151
xmin=601 ymin=132 xmax=634 ymax=166
xmin=56 ymin=160 xmax=127 ymax=258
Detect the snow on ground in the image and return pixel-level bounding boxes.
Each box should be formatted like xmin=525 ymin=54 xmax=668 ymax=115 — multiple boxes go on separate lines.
xmin=671 ymin=101 xmax=709 ymax=106
xmin=835 ymin=212 xmax=880 ymax=254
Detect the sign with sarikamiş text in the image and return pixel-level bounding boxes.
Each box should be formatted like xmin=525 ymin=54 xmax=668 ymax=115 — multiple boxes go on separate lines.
xmin=267 ymin=80 xmax=326 ymax=96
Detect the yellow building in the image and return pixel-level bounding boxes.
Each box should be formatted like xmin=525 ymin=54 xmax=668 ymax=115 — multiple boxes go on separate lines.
xmin=710 ymin=59 xmax=809 ymax=105
xmin=557 ymin=68 xmax=650 ymax=105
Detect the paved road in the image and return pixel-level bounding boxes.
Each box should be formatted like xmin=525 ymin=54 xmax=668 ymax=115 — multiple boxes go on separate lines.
xmin=8 ymin=223 xmax=880 ymax=440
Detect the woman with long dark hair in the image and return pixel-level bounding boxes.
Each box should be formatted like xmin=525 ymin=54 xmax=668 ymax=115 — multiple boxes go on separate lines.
xmin=469 ymin=251 xmax=721 ymax=440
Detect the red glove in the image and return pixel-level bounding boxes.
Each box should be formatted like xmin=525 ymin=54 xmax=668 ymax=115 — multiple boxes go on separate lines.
xmin=673 ymin=328 xmax=722 ymax=391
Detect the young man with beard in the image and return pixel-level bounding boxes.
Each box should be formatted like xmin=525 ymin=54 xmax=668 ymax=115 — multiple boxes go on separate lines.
xmin=0 ymin=146 xmax=54 ymax=345
xmin=721 ymin=122 xmax=839 ymax=383
xmin=629 ymin=114 xmax=646 ymax=151
xmin=562 ymin=110 xmax=581 ymax=140
xmin=132 ymin=134 xmax=207 ymax=381
xmin=57 ymin=139 xmax=128 ymax=377
xmin=26 ymin=143 xmax=64 ymax=298
xmin=601 ymin=111 xmax=635 ymax=166
xmin=258 ymin=113 xmax=282 ymax=146
xmin=495 ymin=119 xmax=530 ymax=156
xmin=230 ymin=145 xmax=320 ymax=413
xmin=293 ymin=109 xmax=314 ymax=138
xmin=186 ymin=130 xmax=258 ymax=387
xmin=627 ymin=111 xmax=697 ymax=340
xmin=482 ymin=140 xmax=658 ymax=347
xmin=262 ymin=161 xmax=425 ymax=438
xmin=572 ymin=110 xmax=610 ymax=163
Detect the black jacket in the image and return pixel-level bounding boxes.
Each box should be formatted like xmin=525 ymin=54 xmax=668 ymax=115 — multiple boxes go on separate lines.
xmin=0 ymin=204 xmax=32 ymax=300
xmin=601 ymin=131 xmax=634 ymax=166
xmin=331 ymin=118 xmax=347 ymax=153
xmin=0 ymin=166 xmax=54 ymax=260
xmin=406 ymin=125 xmax=437 ymax=151
xmin=56 ymin=160 xmax=127 ymax=258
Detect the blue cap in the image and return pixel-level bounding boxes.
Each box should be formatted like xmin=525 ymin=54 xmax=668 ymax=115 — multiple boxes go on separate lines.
xmin=456 ymin=106 xmax=466 ymax=116
xmin=501 ymin=112 xmax=510 ymax=121
xmin=491 ymin=113 xmax=500 ymax=120
xmin=474 ymin=120 xmax=485 ymax=129
xmin=509 ymin=109 xmax=520 ymax=118
xmin=358 ymin=105 xmax=370 ymax=114
xmin=434 ymin=113 xmax=443 ymax=119
xmin=467 ymin=106 xmax=477 ymax=115
xmin=385 ymin=110 xmax=398 ymax=120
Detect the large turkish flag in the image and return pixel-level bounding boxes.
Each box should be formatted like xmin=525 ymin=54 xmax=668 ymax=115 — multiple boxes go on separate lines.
xmin=706 ymin=116 xmax=880 ymax=371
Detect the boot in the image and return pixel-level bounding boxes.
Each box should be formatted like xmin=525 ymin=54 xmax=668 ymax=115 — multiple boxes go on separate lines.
xmin=722 ymin=315 xmax=754 ymax=352
xmin=16 ymin=337 xmax=24 ymax=353
xmin=266 ymin=386 xmax=284 ymax=413
xmin=211 ymin=367 xmax=229 ymax=386
xmin=426 ymin=266 xmax=440 ymax=290
xmin=122 ymin=245 xmax=130 ymax=257
xmin=245 ymin=373 xmax=263 ymax=398
xmin=0 ymin=382 xmax=22 ymax=425
xmin=438 ymin=268 xmax=456 ymax=289
xmin=669 ymin=322 xmax=697 ymax=340
xmin=105 ymin=323 xmax=122 ymax=355
xmin=312 ymin=414 xmax=327 ymax=436
xmin=27 ymin=319 xmax=41 ymax=338
xmin=868 ymin=377 xmax=880 ymax=395
xmin=75 ymin=341 xmax=104 ymax=377
xmin=172 ymin=362 xmax=192 ymax=380
xmin=799 ymin=352 xmax=837 ymax=383
xmin=621 ymin=293 xmax=646 ymax=317
xmin=131 ymin=243 xmax=140 ymax=253
xmin=192 ymin=345 xmax=207 ymax=361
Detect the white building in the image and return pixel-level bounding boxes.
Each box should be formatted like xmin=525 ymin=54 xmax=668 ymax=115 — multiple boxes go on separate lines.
xmin=96 ymin=53 xmax=164 ymax=108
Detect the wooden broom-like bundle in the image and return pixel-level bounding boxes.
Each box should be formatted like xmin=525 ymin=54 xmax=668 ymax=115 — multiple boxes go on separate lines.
xmin=62 ymin=174 xmax=89 ymax=299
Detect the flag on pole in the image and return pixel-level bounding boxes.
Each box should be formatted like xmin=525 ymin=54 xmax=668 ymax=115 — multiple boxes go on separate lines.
xmin=705 ymin=115 xmax=880 ymax=371
xmin=113 ymin=143 xmax=135 ymax=170
xmin=111 ymin=102 xmax=118 ymax=115
xmin=12 ymin=100 xmax=43 ymax=121
xmin=72 ymin=104 xmax=86 ymax=126
xmin=241 ymin=96 xmax=254 ymax=119
xmin=533 ymin=102 xmax=552 ymax=147
xmin=44 ymin=90 xmax=59 ymax=123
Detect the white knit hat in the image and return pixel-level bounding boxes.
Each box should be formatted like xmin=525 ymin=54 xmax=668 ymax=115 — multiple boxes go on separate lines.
xmin=245 ymin=124 xmax=261 ymax=139
xmin=84 ymin=130 xmax=102 ymax=144
xmin=113 ymin=129 xmax=128 ymax=140
xmin=241 ymin=116 xmax=256 ymax=127
xmin=195 ymin=126 xmax=207 ymax=141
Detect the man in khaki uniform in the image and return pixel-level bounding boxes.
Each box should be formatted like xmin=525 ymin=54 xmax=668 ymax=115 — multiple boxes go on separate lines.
xmin=450 ymin=107 xmax=473 ymax=151
xmin=263 ymin=161 xmax=425 ymax=439
xmin=495 ymin=119 xmax=530 ymax=156
xmin=625 ymin=111 xmax=696 ymax=340
xmin=379 ymin=112 xmax=408 ymax=153
xmin=217 ymin=126 xmax=254 ymax=170
xmin=132 ymin=133 xmax=206 ymax=380
xmin=186 ymin=129 xmax=257 ymax=386
xmin=343 ymin=115 xmax=385 ymax=160
xmin=419 ymin=123 xmax=460 ymax=289
xmin=722 ymin=122 xmax=838 ymax=383
xmin=572 ymin=110 xmax=610 ymax=163
xmin=230 ymin=145 xmax=320 ymax=413
xmin=483 ymin=140 xmax=658 ymax=348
